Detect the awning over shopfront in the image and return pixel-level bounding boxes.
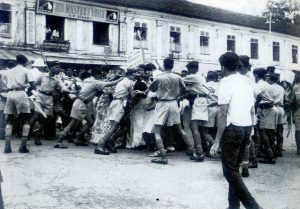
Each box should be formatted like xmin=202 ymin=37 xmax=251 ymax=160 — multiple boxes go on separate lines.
xmin=0 ymin=48 xmax=43 ymax=61
xmin=0 ymin=48 xmax=128 ymax=67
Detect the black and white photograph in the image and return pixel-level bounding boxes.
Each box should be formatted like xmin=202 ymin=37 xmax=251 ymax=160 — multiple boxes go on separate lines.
xmin=0 ymin=0 xmax=299 ymax=208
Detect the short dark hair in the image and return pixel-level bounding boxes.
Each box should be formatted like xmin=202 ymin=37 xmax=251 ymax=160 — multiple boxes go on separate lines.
xmin=269 ymin=73 xmax=279 ymax=82
xmin=7 ymin=60 xmax=17 ymax=69
xmin=126 ymin=68 xmax=138 ymax=76
xmin=253 ymin=68 xmax=267 ymax=79
xmin=219 ymin=52 xmax=240 ymax=71
xmin=145 ymin=63 xmax=156 ymax=71
xmin=91 ymin=69 xmax=100 ymax=77
xmin=16 ymin=54 xmax=29 ymax=65
xmin=207 ymin=71 xmax=218 ymax=81
xmin=163 ymin=57 xmax=174 ymax=70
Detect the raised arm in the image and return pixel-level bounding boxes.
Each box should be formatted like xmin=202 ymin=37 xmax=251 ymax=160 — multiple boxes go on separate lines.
xmin=102 ymin=77 xmax=124 ymax=87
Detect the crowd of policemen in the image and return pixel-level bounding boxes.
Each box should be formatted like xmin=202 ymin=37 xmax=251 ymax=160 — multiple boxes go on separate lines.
xmin=0 ymin=54 xmax=298 ymax=172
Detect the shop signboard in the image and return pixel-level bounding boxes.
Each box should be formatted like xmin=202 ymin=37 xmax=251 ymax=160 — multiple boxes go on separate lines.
xmin=36 ymin=0 xmax=119 ymax=24
xmin=41 ymin=40 xmax=70 ymax=52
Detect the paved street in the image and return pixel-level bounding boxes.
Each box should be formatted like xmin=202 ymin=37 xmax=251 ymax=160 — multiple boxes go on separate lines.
xmin=0 ymin=135 xmax=299 ymax=209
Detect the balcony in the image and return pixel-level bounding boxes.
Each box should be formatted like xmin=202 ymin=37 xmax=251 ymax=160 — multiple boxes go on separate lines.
xmin=0 ymin=23 xmax=11 ymax=38
xmin=133 ymin=40 xmax=149 ymax=49
xmin=200 ymin=46 xmax=210 ymax=55
xmin=170 ymin=42 xmax=182 ymax=53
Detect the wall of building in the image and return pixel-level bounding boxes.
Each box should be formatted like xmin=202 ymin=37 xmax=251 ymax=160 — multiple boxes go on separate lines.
xmin=121 ymin=6 xmax=300 ymax=73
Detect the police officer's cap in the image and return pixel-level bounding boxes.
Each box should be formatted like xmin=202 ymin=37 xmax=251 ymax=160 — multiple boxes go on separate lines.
xmin=126 ymin=68 xmax=139 ymax=76
xmin=16 ymin=54 xmax=29 ymax=65
xmin=239 ymin=55 xmax=251 ymax=68
xmin=186 ymin=61 xmax=199 ymax=69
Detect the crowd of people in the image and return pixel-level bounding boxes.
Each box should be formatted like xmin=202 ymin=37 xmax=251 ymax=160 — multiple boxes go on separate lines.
xmin=1 ymin=51 xmax=300 ymax=208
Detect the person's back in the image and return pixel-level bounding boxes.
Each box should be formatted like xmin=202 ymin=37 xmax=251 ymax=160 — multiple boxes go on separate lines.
xmin=5 ymin=65 xmax=30 ymax=89
xmin=151 ymin=72 xmax=184 ymax=100
xmin=220 ymin=73 xmax=254 ymax=127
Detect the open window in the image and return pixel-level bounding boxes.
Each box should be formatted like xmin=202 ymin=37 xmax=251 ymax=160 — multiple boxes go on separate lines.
xmin=170 ymin=26 xmax=181 ymax=52
xmin=134 ymin=22 xmax=147 ymax=41
xmin=227 ymin=35 xmax=235 ymax=53
xmin=292 ymin=45 xmax=298 ymax=64
xmin=93 ymin=22 xmax=109 ymax=46
xmin=0 ymin=3 xmax=11 ymax=38
xmin=250 ymin=38 xmax=259 ymax=59
xmin=273 ymin=42 xmax=280 ymax=61
xmin=45 ymin=15 xmax=65 ymax=41
xmin=200 ymin=31 xmax=210 ymax=54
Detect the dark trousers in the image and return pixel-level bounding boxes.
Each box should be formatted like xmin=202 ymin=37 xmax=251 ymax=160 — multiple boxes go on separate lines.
xmin=275 ymin=124 xmax=284 ymax=152
xmin=0 ymin=111 xmax=5 ymax=140
xmin=221 ymin=124 xmax=260 ymax=209
xmin=259 ymin=129 xmax=276 ymax=158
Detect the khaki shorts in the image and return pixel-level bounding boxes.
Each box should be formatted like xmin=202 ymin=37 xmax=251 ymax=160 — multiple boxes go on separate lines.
xmin=153 ymin=100 xmax=181 ymax=127
xmin=35 ymin=93 xmax=53 ymax=116
xmin=106 ymin=99 xmax=125 ymax=123
xmin=199 ymin=105 xmax=218 ymax=128
xmin=191 ymin=97 xmax=208 ymax=121
xmin=70 ymin=99 xmax=94 ymax=121
xmin=259 ymin=108 xmax=276 ymax=130
xmin=274 ymin=106 xmax=285 ymax=126
xmin=4 ymin=91 xmax=31 ymax=115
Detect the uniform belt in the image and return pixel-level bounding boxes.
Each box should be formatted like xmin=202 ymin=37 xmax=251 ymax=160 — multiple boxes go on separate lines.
xmin=78 ymin=97 xmax=89 ymax=104
xmin=158 ymin=99 xmax=176 ymax=102
xmin=7 ymin=87 xmax=26 ymax=92
xmin=39 ymin=90 xmax=53 ymax=96
xmin=274 ymin=104 xmax=283 ymax=107
xmin=258 ymin=103 xmax=274 ymax=109
xmin=197 ymin=93 xmax=207 ymax=97
xmin=113 ymin=97 xmax=125 ymax=101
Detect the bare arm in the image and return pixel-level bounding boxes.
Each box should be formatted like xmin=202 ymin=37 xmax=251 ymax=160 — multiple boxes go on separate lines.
xmin=210 ymin=104 xmax=228 ymax=156
xmin=148 ymin=79 xmax=158 ymax=92
xmin=102 ymin=77 xmax=124 ymax=87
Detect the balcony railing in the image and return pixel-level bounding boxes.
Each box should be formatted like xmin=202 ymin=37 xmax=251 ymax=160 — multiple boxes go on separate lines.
xmin=133 ymin=40 xmax=149 ymax=49
xmin=170 ymin=42 xmax=182 ymax=53
xmin=200 ymin=46 xmax=210 ymax=55
xmin=0 ymin=23 xmax=11 ymax=38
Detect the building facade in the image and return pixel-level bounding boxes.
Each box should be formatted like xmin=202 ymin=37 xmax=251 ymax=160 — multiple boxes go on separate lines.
xmin=0 ymin=0 xmax=299 ymax=74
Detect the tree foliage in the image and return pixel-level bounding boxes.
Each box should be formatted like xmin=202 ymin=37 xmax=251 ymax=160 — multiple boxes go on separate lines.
xmin=263 ymin=0 xmax=300 ymax=25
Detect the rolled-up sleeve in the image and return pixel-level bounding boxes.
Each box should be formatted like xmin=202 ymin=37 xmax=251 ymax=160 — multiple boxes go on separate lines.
xmin=218 ymin=79 xmax=231 ymax=105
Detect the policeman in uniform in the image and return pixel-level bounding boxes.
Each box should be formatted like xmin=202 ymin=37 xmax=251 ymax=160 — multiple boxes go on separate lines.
xmin=3 ymin=55 xmax=34 ymax=153
xmin=253 ymin=68 xmax=276 ymax=164
xmin=182 ymin=61 xmax=209 ymax=162
xmin=29 ymin=66 xmax=74 ymax=145
xmin=268 ymin=71 xmax=285 ymax=157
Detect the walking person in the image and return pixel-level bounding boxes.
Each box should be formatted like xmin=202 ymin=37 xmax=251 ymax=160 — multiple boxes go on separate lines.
xmin=210 ymin=52 xmax=262 ymax=209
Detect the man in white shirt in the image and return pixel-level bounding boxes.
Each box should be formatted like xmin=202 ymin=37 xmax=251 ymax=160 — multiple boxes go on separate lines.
xmin=210 ymin=52 xmax=261 ymax=209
